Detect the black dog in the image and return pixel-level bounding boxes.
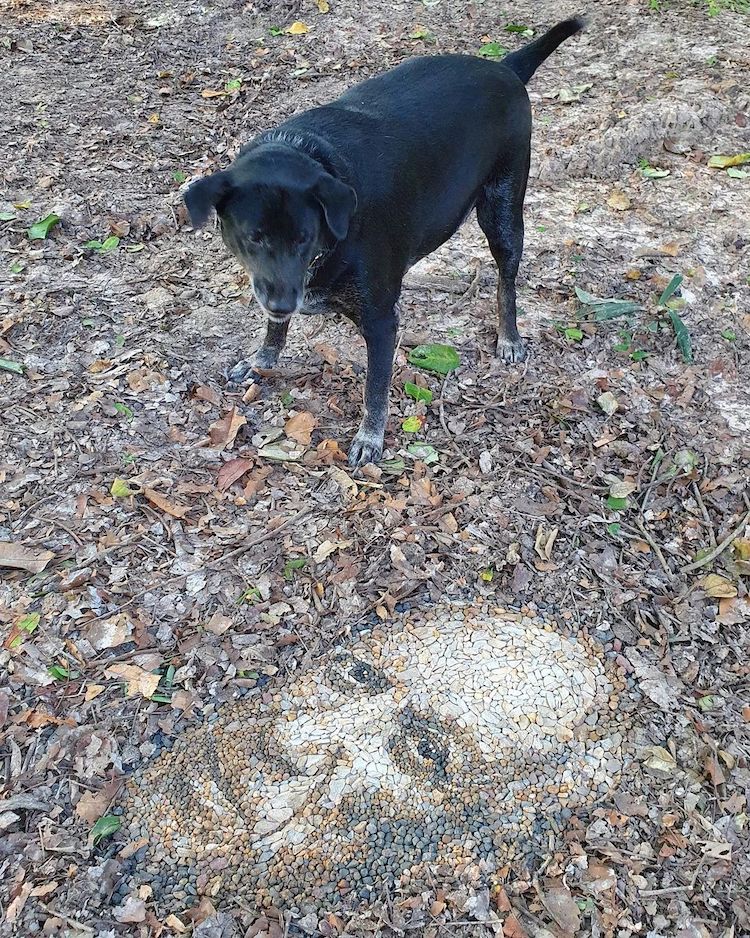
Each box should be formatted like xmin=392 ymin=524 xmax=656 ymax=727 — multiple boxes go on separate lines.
xmin=185 ymin=17 xmax=584 ymax=467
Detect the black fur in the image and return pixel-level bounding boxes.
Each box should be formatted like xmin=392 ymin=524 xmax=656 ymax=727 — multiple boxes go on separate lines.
xmin=184 ymin=16 xmax=585 ymax=467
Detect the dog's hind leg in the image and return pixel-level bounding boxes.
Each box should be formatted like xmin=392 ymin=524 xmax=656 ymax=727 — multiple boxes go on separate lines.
xmin=228 ymin=313 xmax=291 ymax=383
xmin=476 ymin=157 xmax=529 ymax=363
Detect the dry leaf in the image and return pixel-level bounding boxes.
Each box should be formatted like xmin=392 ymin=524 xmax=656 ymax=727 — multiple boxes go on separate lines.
xmin=316 ymin=0 xmax=330 ymax=10
xmin=195 ymin=384 xmax=221 ymax=405
xmin=597 ymin=391 xmax=619 ymax=416
xmin=541 ymin=882 xmax=580 ymax=935
xmin=205 ymin=611 xmax=233 ymax=635
xmin=201 ymin=88 xmax=227 ymax=98
xmin=607 ymin=189 xmax=631 ymax=211
xmin=143 ymin=487 xmax=190 ymax=519
xmin=0 ymin=542 xmax=54 ymax=574
xmin=105 ymin=663 xmax=160 ymax=699
xmin=119 ymin=836 xmax=149 ymax=860
xmin=217 ymin=457 xmax=254 ymax=491
xmin=85 ymin=683 xmax=106 ymax=702
xmin=700 ymin=573 xmax=737 ymax=598
xmin=285 ymin=20 xmax=309 ymax=34
xmin=165 ymin=915 xmax=188 ymax=933
xmin=313 ymin=539 xmax=352 ymax=563
xmin=83 ymin=614 xmax=133 ymax=651
xmin=285 ymin=411 xmax=317 ymax=445
xmin=733 ymin=538 xmax=750 ymax=561
xmin=643 ymin=745 xmax=677 ymax=773
xmin=75 ymin=789 xmax=111 ymax=824
xmin=114 ymin=896 xmax=147 ymax=923
xmin=209 ymin=408 xmax=247 ymax=447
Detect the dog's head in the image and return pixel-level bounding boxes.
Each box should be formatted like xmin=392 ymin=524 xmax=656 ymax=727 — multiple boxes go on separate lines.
xmin=184 ymin=147 xmax=357 ymax=316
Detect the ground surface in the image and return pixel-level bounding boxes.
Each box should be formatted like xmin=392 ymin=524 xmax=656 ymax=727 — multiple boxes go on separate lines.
xmin=1 ymin=0 xmax=749 ymax=935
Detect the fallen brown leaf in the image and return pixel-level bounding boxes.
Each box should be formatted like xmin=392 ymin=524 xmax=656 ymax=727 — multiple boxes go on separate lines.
xmin=143 ymin=487 xmax=190 ymax=519
xmin=0 ymin=542 xmax=54 ymax=574
xmin=217 ymin=457 xmax=254 ymax=491
xmin=607 ymin=189 xmax=631 ymax=211
xmin=105 ymin=663 xmax=160 ymax=699
xmin=75 ymin=789 xmax=111 ymax=824
xmin=209 ymin=408 xmax=247 ymax=448
xmin=285 ymin=410 xmax=317 ymax=445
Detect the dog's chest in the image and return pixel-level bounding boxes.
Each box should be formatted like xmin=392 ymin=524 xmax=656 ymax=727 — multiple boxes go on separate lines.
xmin=300 ymin=282 xmax=361 ymax=325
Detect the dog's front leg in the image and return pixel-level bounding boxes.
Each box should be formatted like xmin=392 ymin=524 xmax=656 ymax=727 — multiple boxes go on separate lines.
xmin=348 ymin=307 xmax=398 ymax=468
xmin=228 ymin=313 xmax=290 ymax=383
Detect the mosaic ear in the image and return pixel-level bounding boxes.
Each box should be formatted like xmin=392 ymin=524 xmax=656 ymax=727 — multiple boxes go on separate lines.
xmin=183 ymin=171 xmax=232 ymax=228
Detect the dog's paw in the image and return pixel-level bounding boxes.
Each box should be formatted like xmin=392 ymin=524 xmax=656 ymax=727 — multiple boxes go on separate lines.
xmin=227 ymin=358 xmax=259 ymax=385
xmin=348 ymin=429 xmax=384 ymax=469
xmin=495 ymin=336 xmax=527 ymax=364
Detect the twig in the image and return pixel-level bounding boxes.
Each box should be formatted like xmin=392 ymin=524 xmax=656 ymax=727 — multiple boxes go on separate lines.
xmin=691 ymin=480 xmax=716 ymax=547
xmin=438 ymin=373 xmax=471 ymax=468
xmin=40 ymin=906 xmax=94 ymax=935
xmin=633 ymin=518 xmax=673 ymax=579
xmin=205 ymin=505 xmax=314 ymax=569
xmin=680 ymin=506 xmax=750 ymax=574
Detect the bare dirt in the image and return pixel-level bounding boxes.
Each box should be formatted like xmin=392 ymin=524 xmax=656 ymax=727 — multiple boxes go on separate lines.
xmin=1 ymin=0 xmax=750 ymax=935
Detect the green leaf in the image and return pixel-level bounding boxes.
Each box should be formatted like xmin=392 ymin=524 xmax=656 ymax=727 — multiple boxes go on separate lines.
xmin=404 ymin=381 xmax=433 ymax=404
xmin=225 ymin=78 xmax=242 ymax=92
xmin=641 ymin=165 xmax=670 ymax=179
xmin=697 ymin=694 xmax=716 ymax=712
xmin=630 ymin=349 xmax=648 ymax=362
xmin=113 ymin=402 xmax=134 ymax=419
xmin=407 ymin=343 xmax=460 ymax=375
xmin=726 ymin=166 xmax=749 ymax=179
xmin=10 ymin=261 xmax=24 ymax=273
xmin=478 ymin=42 xmax=508 ymax=58
xmin=606 ymin=495 xmax=628 ymax=511
xmin=279 ymin=389 xmax=294 ymax=407
xmin=505 ymin=23 xmax=534 ymax=35
xmin=658 ymin=273 xmax=683 ymax=306
xmin=237 ymin=585 xmax=262 ymax=605
xmin=0 ymin=357 xmax=24 ymax=375
xmin=27 ymin=213 xmax=60 ymax=240
xmin=480 ymin=567 xmax=494 ymax=582
xmin=574 ymin=286 xmax=641 ymax=320
xmin=564 ymin=326 xmax=583 ymax=341
xmin=86 ymin=236 xmax=119 ymax=253
xmin=0 ymin=210 xmax=16 ymax=221
xmin=126 ymin=244 xmax=145 ymax=253
xmin=380 ymin=457 xmax=406 ymax=475
xmin=9 ymin=612 xmax=40 ymax=648
xmin=407 ymin=443 xmax=438 ymax=464
xmin=110 ymin=478 xmax=135 ymax=498
xmin=607 ymin=522 xmax=622 ymax=536
xmin=721 ymin=328 xmax=736 ymax=342
xmin=668 ymin=308 xmax=693 ymax=363
xmin=283 ymin=557 xmax=307 ymax=580
xmin=14 ymin=200 xmax=31 ymax=210
xmin=172 ymin=170 xmax=187 ymax=184
xmin=91 ymin=815 xmax=121 ymax=845
xmin=708 ymin=152 xmax=750 ymax=168
xmin=269 ymin=25 xmax=283 ymax=35
xmin=48 ymin=664 xmax=77 ymax=680
xmin=401 ymin=415 xmax=422 ymax=432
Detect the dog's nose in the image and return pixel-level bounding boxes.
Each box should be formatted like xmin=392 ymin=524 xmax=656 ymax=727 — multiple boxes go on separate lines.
xmin=265 ymin=296 xmax=297 ymax=315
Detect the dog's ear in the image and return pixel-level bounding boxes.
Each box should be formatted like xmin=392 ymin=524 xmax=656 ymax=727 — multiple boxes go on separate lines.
xmin=183 ymin=172 xmax=232 ymax=228
xmin=312 ymin=173 xmax=357 ymax=241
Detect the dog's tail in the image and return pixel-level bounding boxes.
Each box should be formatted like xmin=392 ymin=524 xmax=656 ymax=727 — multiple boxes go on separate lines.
xmin=502 ymin=16 xmax=586 ymax=84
